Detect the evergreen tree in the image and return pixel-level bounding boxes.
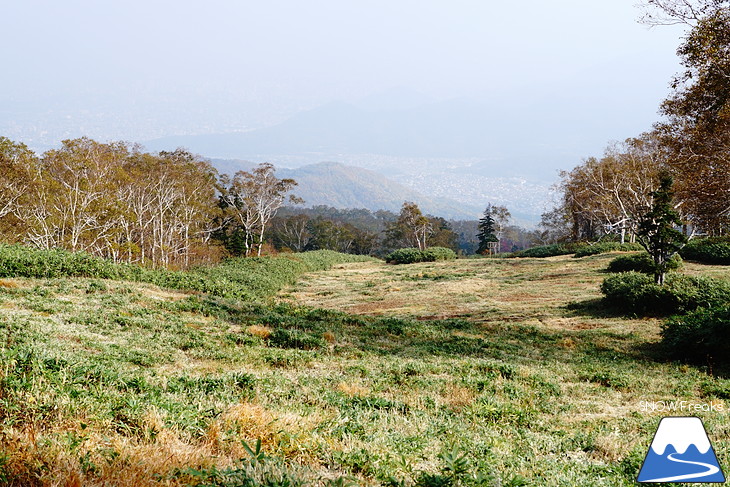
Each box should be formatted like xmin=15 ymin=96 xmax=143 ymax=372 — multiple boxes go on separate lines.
xmin=637 ymin=174 xmax=688 ymax=285
xmin=477 ymin=205 xmax=499 ymax=254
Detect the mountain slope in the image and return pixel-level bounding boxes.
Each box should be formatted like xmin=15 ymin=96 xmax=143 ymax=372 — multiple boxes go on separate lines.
xmin=211 ymin=160 xmax=482 ymax=219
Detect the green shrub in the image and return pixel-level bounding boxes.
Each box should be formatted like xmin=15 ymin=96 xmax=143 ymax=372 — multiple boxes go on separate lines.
xmin=386 ymin=247 xmax=456 ymax=264
xmin=0 ymin=244 xmax=375 ymax=301
xmin=509 ymin=242 xmax=588 ymax=258
xmin=573 ymin=242 xmax=644 ymax=258
xmin=421 ymin=247 xmax=457 ymax=261
xmin=385 ymin=248 xmax=424 ymax=264
xmin=662 ymin=307 xmax=730 ymax=364
xmin=680 ymin=238 xmax=730 ymax=265
xmin=606 ymin=253 xmax=682 ymax=274
xmin=268 ymin=328 xmax=326 ymax=350
xmin=601 ymin=272 xmax=730 ymax=315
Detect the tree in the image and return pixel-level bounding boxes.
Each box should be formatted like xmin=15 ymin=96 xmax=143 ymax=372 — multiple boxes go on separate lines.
xmin=491 ymin=205 xmax=511 ymax=251
xmin=476 ymin=205 xmax=499 ymax=254
xmin=643 ymin=0 xmax=730 ymax=233
xmin=307 ymin=218 xmax=355 ymax=253
xmin=26 ymin=137 xmax=125 ymax=253
xmin=557 ymin=136 xmax=664 ymax=242
xmin=637 ymin=174 xmax=688 ymax=285
xmin=222 ymin=163 xmax=301 ymax=256
xmin=639 ymin=0 xmax=727 ymax=26
xmin=427 ymin=217 xmax=459 ymax=251
xmin=0 ymin=137 xmax=35 ymax=222
xmin=537 ymin=207 xmax=572 ymax=244
xmin=270 ymin=214 xmax=311 ymax=252
xmin=385 ymin=202 xmax=433 ymax=250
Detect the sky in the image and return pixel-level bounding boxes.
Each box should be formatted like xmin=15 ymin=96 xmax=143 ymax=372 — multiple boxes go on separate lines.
xmin=1 ymin=0 xmax=687 ymax=151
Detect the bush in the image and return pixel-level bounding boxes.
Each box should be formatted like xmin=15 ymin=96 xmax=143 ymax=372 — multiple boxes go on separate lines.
xmin=607 ymin=253 xmax=682 ymax=274
xmin=601 ymin=272 xmax=730 ymax=315
xmin=573 ymin=242 xmax=644 ymax=258
xmin=268 ymin=328 xmax=326 ymax=350
xmin=386 ymin=247 xmax=456 ymax=264
xmin=662 ymin=307 xmax=730 ymax=364
xmin=0 ymin=244 xmax=375 ymax=301
xmin=680 ymin=238 xmax=730 ymax=265
xmin=386 ymin=248 xmax=425 ymax=264
xmin=509 ymin=242 xmax=588 ymax=258
xmin=421 ymin=247 xmax=457 ymax=261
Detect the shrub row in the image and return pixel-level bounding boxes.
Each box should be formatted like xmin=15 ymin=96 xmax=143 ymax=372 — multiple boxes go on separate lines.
xmin=0 ymin=244 xmax=375 ymax=301
xmin=572 ymin=242 xmax=644 ymax=258
xmin=600 ymin=244 xmax=730 ymax=365
xmin=385 ymin=247 xmax=457 ymax=264
xmin=600 ymin=271 xmax=730 ymax=316
xmin=508 ymin=241 xmax=644 ymax=259
xmin=680 ymin=237 xmax=730 ymax=265
xmin=606 ymin=253 xmax=683 ymax=274
xmin=509 ymin=242 xmax=588 ymax=258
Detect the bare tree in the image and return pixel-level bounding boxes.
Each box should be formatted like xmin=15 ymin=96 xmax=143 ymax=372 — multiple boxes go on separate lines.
xmin=385 ymin=202 xmax=433 ymax=250
xmin=222 ymin=163 xmax=301 ymax=256
xmin=272 ymin=214 xmax=311 ymax=252
xmin=639 ymin=0 xmax=726 ymax=26
xmin=0 ymin=138 xmax=35 ymax=222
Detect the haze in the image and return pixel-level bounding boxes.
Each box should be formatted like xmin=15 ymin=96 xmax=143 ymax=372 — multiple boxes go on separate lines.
xmin=1 ymin=1 xmax=687 ymax=221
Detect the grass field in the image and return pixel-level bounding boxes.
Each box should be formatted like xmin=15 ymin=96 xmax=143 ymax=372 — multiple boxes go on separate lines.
xmin=1 ymin=251 xmax=730 ymax=486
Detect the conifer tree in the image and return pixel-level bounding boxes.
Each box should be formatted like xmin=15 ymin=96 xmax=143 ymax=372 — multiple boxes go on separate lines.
xmin=477 ymin=205 xmax=499 ymax=254
xmin=637 ymin=174 xmax=688 ymax=285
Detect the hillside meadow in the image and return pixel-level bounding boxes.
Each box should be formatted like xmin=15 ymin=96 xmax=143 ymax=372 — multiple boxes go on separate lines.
xmin=1 ymin=249 xmax=729 ymax=486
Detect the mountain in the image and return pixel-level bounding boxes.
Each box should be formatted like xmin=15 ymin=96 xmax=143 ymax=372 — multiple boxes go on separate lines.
xmin=147 ymin=95 xmax=576 ymax=222
xmin=210 ymin=160 xmax=483 ymax=220
xmin=145 ymin=96 xmax=616 ymax=181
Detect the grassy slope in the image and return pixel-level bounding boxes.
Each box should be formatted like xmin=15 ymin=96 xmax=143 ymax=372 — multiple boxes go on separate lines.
xmin=0 ymin=252 xmax=729 ymax=485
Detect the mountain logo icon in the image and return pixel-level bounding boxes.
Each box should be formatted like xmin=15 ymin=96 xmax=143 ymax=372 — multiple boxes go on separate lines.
xmin=638 ymin=416 xmax=725 ymax=483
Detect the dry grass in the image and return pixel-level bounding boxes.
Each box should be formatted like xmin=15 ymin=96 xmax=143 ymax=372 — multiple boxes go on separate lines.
xmin=247 ymin=324 xmax=273 ymax=339
xmin=441 ymin=384 xmax=476 ymax=411
xmin=279 ymin=255 xmax=658 ymax=337
xmin=3 ymin=254 xmax=730 ymax=485
xmin=336 ymin=381 xmax=369 ymax=397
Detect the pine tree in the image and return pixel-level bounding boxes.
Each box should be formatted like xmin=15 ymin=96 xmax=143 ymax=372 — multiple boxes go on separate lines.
xmin=477 ymin=205 xmax=499 ymax=254
xmin=637 ymin=174 xmax=688 ymax=285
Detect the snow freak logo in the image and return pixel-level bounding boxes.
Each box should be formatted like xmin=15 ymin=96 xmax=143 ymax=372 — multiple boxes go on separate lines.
xmin=638 ymin=416 xmax=725 ymax=483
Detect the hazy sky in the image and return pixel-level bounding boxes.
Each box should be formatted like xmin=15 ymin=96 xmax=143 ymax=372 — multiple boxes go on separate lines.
xmin=2 ymin=0 xmax=686 ymax=146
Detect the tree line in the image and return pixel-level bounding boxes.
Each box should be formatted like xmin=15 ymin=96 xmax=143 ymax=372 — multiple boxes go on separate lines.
xmin=0 ymin=137 xmax=302 ymax=268
xmin=543 ymin=0 xmax=730 ymax=242
xmin=264 ymin=203 xmax=535 ymax=257
xmin=0 ymin=136 xmax=536 ymax=266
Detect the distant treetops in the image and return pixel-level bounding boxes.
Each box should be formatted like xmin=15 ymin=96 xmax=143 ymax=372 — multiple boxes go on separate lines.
xmin=0 ymin=137 xmax=300 ymax=268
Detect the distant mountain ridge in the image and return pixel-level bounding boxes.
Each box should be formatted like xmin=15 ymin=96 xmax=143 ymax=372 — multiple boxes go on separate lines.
xmin=144 ymin=94 xmax=637 ymax=181
xmin=210 ymin=160 xmax=483 ymax=220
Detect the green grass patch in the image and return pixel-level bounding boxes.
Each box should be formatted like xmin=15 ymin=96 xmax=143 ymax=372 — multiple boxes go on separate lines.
xmin=0 ymin=244 xmax=375 ymax=301
xmin=1 ymin=253 xmax=730 ymax=485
